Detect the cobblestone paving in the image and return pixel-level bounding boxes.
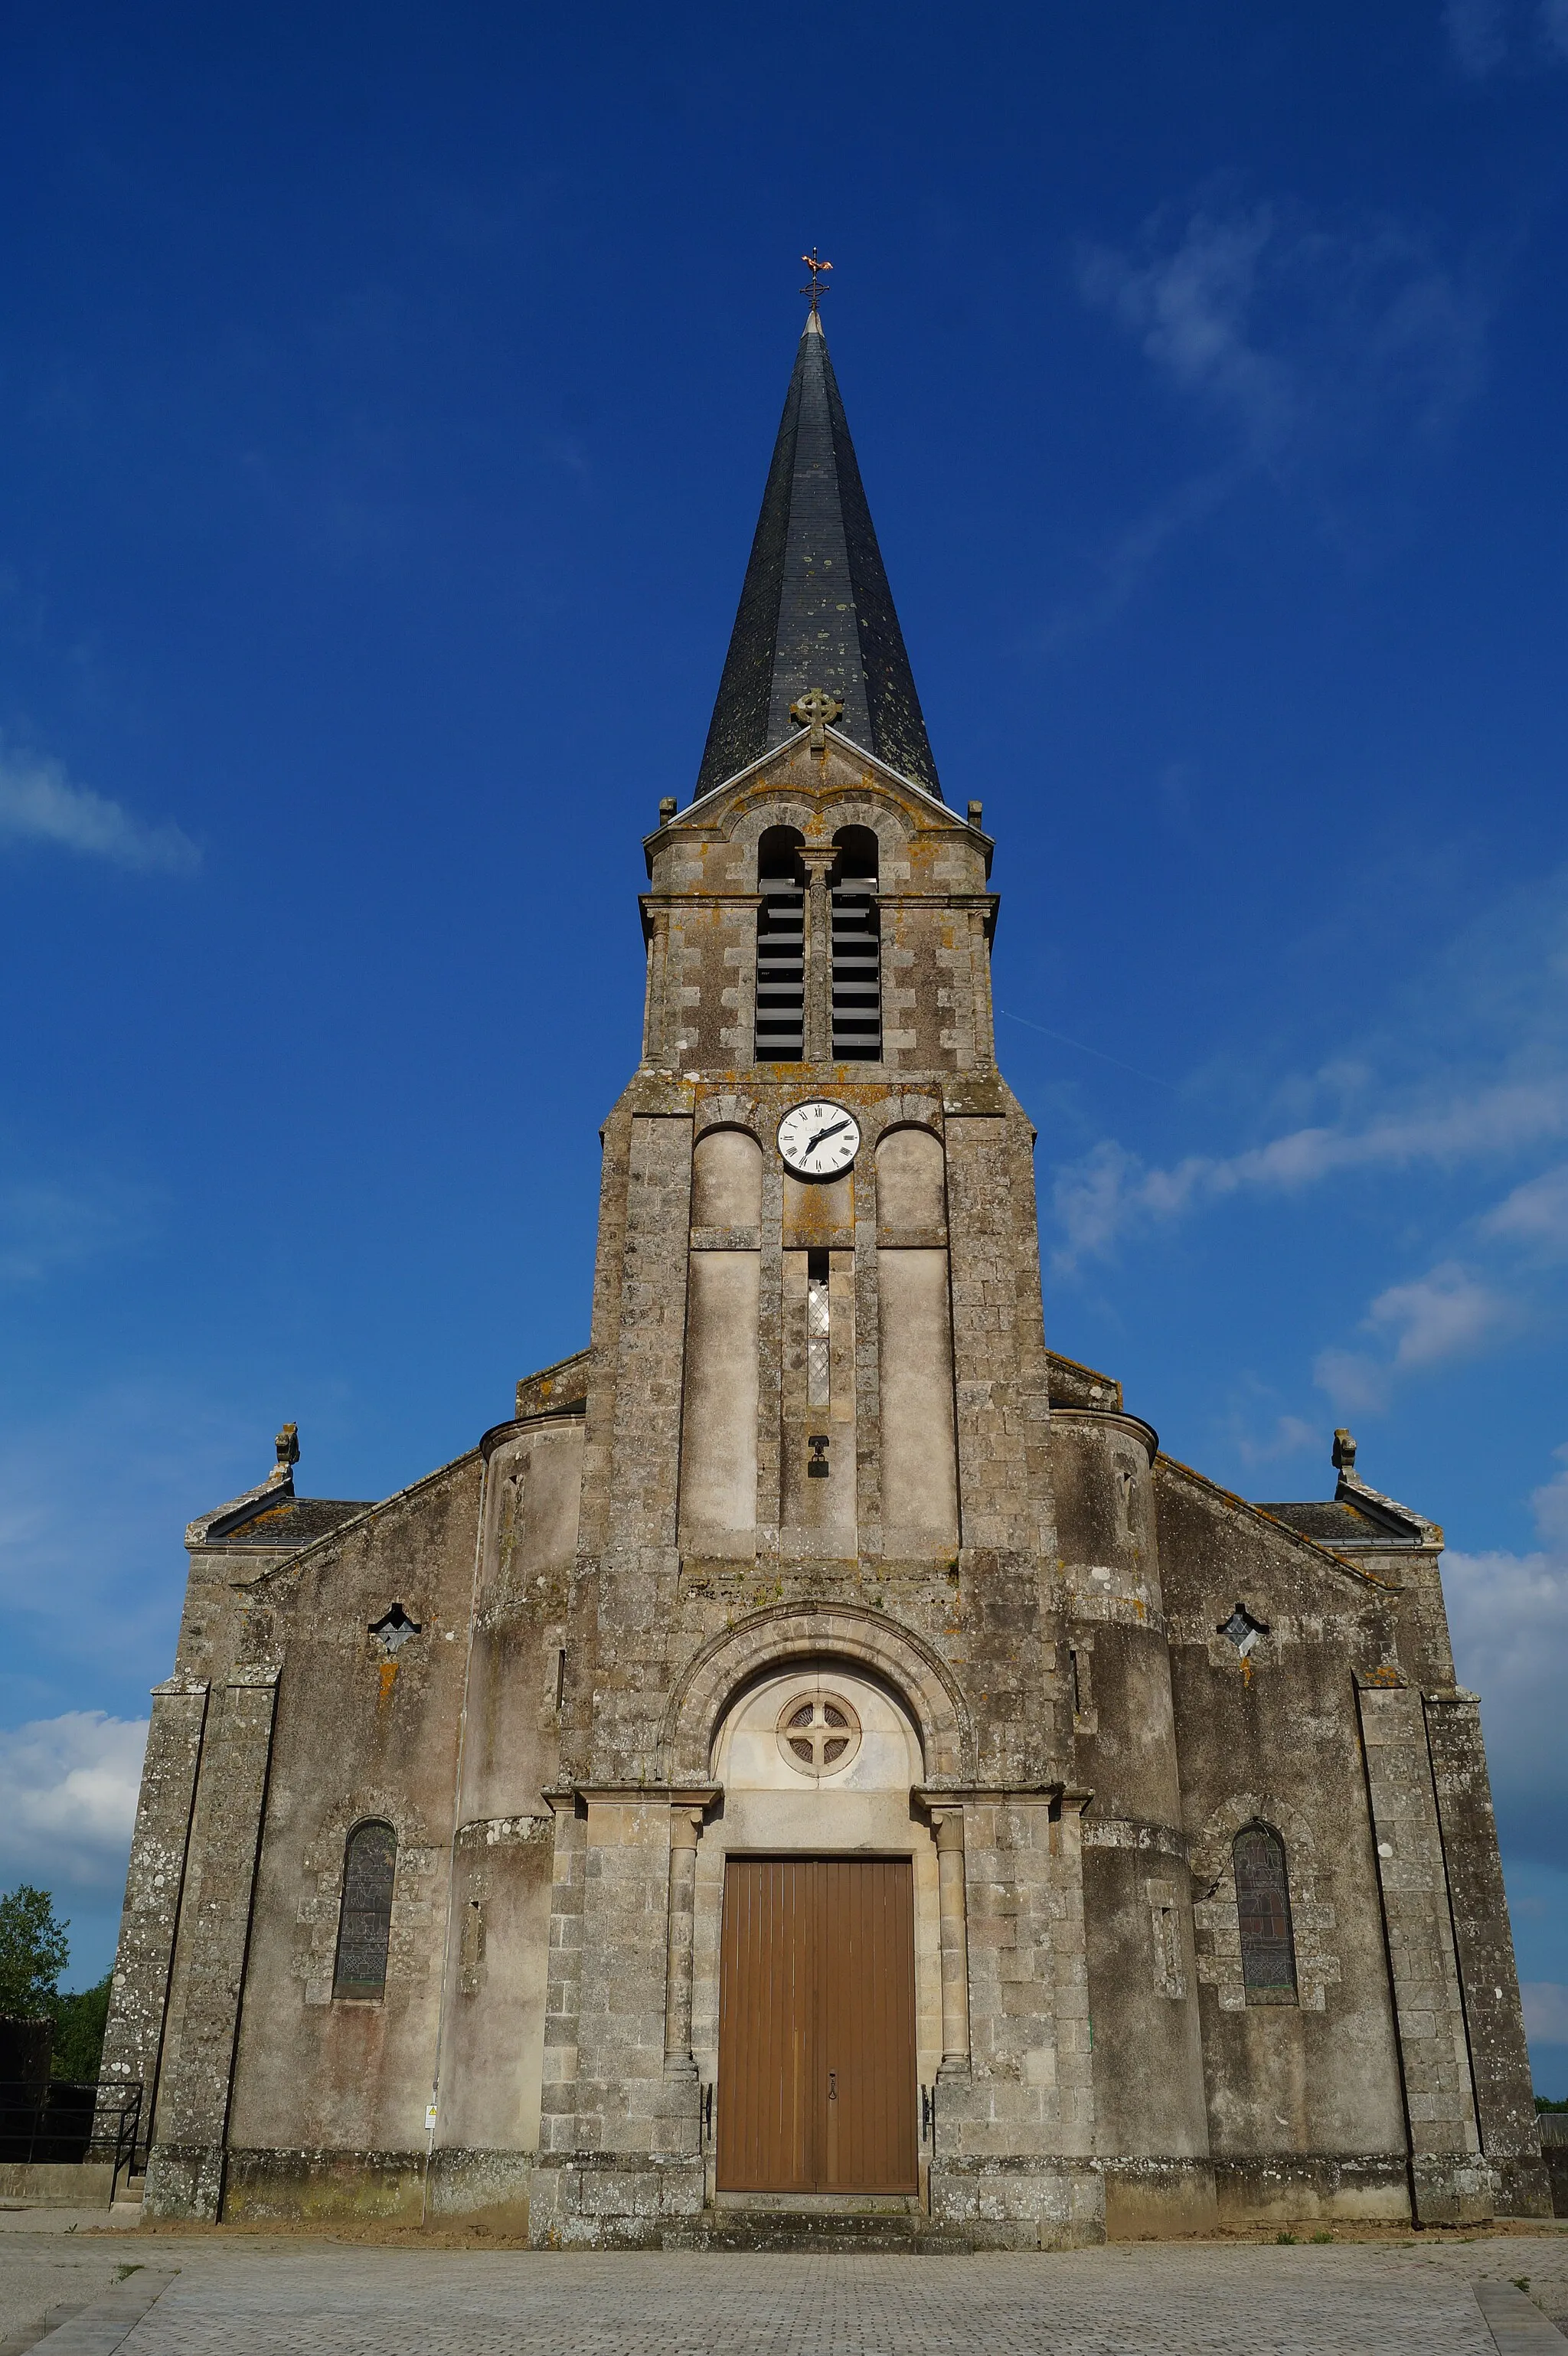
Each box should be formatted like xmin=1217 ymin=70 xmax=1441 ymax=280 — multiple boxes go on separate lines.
xmin=0 ymin=2228 xmax=135 ymax=2349
xmin=1415 ymin=2235 xmax=1568 ymax=2333
xmin=12 ymin=2228 xmax=1568 ymax=2355
xmin=76 ymin=2245 xmax=1511 ymax=2355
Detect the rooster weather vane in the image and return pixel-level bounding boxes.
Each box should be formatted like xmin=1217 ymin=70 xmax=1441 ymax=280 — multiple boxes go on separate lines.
xmin=799 ymin=248 xmax=833 ymax=316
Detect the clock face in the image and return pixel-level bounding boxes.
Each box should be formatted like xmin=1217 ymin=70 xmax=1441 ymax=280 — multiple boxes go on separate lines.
xmin=777 ymin=1100 xmax=861 ymax=1179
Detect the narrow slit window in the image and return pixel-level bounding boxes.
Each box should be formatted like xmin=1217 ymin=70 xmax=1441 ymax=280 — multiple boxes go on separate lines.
xmin=807 ymin=1247 xmax=831 ymax=1407
xmin=755 ymin=827 xmax=805 ymax=1062
xmin=1234 ymin=1822 xmax=1297 ymax=2005
xmin=830 ymin=827 xmax=880 ymax=1062
xmin=332 ymin=1819 xmax=397 ymax=2001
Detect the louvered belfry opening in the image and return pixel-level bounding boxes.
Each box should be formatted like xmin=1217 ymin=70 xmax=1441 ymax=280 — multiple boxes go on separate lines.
xmin=830 ymin=826 xmax=880 ymax=1061
xmin=755 ymin=825 xmax=806 ymax=1061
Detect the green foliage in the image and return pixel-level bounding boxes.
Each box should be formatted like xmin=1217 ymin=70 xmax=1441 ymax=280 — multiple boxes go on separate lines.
xmin=1536 ymin=2094 xmax=1568 ymax=2111
xmin=0 ymin=1884 xmax=70 ymax=2017
xmin=51 ymin=1974 xmax=113 ymax=2083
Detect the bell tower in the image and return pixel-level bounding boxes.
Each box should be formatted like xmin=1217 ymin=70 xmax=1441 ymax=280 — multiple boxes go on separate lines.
xmin=531 ymin=297 xmax=1160 ymax=2250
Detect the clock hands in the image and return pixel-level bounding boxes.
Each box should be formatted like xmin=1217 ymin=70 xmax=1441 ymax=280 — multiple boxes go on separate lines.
xmin=804 ymin=1117 xmax=851 ymax=1158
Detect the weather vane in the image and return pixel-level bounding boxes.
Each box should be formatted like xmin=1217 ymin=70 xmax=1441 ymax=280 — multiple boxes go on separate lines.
xmin=799 ymin=248 xmax=833 ymax=315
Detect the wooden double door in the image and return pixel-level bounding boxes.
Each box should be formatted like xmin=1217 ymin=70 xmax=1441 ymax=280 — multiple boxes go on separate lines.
xmin=716 ymin=1856 xmax=918 ymax=2194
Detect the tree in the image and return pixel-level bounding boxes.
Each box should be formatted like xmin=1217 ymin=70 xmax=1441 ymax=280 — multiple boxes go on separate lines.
xmin=51 ymin=1974 xmax=113 ymax=2082
xmin=0 ymin=1884 xmax=70 ymax=2018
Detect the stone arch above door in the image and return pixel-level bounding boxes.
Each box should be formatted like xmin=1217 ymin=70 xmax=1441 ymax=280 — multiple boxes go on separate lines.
xmin=661 ymin=1602 xmax=972 ymax=1784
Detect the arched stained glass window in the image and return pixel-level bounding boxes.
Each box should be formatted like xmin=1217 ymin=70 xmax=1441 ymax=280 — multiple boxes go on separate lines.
xmin=332 ymin=1820 xmax=397 ymax=2001
xmin=1234 ymin=1822 xmax=1297 ymax=2005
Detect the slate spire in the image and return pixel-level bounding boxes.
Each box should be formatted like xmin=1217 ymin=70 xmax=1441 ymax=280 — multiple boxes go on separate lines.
xmin=695 ymin=311 xmax=942 ymax=802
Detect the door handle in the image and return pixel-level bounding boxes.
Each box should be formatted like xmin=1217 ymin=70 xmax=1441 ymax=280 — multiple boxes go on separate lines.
xmin=828 ymin=2070 xmax=838 ymax=2100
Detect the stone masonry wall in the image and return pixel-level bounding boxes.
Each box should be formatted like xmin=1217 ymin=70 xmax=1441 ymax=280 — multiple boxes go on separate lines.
xmin=1423 ymin=1691 xmax=1548 ymax=2214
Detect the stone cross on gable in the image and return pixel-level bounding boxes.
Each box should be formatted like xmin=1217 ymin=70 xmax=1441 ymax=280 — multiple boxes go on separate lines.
xmin=790 ymin=686 xmax=843 ymax=752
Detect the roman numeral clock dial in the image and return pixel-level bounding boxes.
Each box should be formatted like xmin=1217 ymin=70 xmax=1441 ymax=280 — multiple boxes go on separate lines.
xmin=777 ymin=1100 xmax=861 ymax=1178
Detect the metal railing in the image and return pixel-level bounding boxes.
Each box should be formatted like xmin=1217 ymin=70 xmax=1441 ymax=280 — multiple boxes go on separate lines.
xmin=0 ymin=2080 xmax=142 ymax=2201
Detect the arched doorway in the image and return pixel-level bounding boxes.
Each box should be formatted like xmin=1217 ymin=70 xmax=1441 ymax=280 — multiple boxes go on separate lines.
xmin=704 ymin=1665 xmax=930 ymax=2197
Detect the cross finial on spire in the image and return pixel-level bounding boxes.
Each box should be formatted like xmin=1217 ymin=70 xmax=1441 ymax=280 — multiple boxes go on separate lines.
xmin=799 ymin=248 xmax=833 ymax=316
xmin=791 ymin=685 xmax=842 ymax=753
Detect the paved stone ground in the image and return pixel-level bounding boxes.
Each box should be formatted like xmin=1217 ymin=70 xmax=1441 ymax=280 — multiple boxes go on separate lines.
xmin=0 ymin=2220 xmax=139 ymax=2354
xmin=7 ymin=2224 xmax=1568 ymax=2354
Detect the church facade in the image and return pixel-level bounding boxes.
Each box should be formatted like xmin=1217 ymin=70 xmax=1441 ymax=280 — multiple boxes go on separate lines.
xmin=103 ymin=308 xmax=1547 ymax=2247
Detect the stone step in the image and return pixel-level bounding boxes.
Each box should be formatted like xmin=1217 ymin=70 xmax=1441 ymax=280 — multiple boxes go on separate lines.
xmin=663 ymin=2208 xmax=975 ymax=2255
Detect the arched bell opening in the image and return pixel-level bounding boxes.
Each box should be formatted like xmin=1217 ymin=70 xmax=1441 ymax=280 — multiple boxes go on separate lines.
xmin=755 ymin=825 xmax=807 ymax=1061
xmin=828 ymin=825 xmax=880 ymax=1061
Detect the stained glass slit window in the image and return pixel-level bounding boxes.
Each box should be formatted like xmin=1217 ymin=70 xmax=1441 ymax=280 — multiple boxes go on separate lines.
xmin=1234 ymin=1822 xmax=1297 ymax=2004
xmin=333 ymin=1819 xmax=397 ymax=2000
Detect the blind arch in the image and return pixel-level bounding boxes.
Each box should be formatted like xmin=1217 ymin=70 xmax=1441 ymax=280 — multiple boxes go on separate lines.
xmin=691 ymin=1126 xmax=763 ymax=1229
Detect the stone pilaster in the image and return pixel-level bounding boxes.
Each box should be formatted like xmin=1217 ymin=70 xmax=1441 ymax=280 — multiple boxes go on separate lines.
xmin=930 ymin=1806 xmax=972 ymax=2074
xmin=534 ymin=1787 xmax=709 ymax=2246
xmin=663 ymin=1807 xmax=704 ymax=2078
xmin=925 ymin=1789 xmax=1102 ymax=2249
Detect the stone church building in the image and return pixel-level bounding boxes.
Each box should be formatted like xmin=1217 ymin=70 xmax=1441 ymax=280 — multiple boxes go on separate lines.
xmin=104 ymin=305 xmax=1546 ymax=2247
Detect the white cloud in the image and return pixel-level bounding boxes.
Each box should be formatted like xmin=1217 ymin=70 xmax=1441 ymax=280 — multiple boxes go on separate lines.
xmin=1444 ymin=1456 xmax=1568 ymax=1871
xmin=1050 ymin=1077 xmax=1568 ymax=1269
xmin=1312 ymin=1263 xmax=1511 ymax=1413
xmin=0 ymin=1712 xmax=147 ymax=1892
xmin=1366 ymin=1261 xmax=1510 ymax=1367
xmin=1530 ymin=1448 xmax=1568 ymax=1546
xmin=1522 ymin=1983 xmax=1568 ymax=2042
xmin=0 ymin=746 xmax=198 ymax=874
xmin=1233 ymin=1413 xmax=1321 ymax=1469
xmin=1080 ymin=206 xmax=1292 ymax=460
xmin=1079 ymin=198 xmax=1486 ymax=472
xmin=1446 ymin=0 xmax=1510 ymax=72
xmin=1482 ymin=1162 xmax=1568 ymax=1255
xmin=0 ymin=1175 xmax=150 ymax=1285
xmin=1449 ymin=1537 xmax=1568 ymax=1854
xmin=0 ymin=1381 xmax=259 ymax=1692
xmin=1312 ymin=1348 xmax=1391 ymax=1417
xmin=1445 ymin=0 xmax=1568 ymax=70
xmin=1060 ymin=193 xmax=1489 ymax=632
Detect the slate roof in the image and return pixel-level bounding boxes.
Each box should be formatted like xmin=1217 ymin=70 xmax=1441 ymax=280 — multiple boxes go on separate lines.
xmin=188 ymin=1485 xmax=373 ymax=1550
xmin=1257 ymin=1498 xmax=1406 ymax=1544
xmin=217 ymin=1496 xmax=372 ymax=1547
xmin=695 ymin=311 xmax=942 ymax=803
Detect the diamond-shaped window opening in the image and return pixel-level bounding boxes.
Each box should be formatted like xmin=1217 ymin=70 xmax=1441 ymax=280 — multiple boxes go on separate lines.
xmin=1218 ymin=1602 xmax=1270 ymax=1657
xmin=369 ymin=1603 xmax=423 ymax=1655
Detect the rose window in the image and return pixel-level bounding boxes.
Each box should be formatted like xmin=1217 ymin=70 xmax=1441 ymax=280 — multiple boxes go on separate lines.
xmin=776 ymin=1691 xmax=861 ymax=1778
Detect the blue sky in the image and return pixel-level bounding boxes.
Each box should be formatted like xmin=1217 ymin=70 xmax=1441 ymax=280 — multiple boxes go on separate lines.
xmin=4 ymin=0 xmax=1568 ymax=2090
